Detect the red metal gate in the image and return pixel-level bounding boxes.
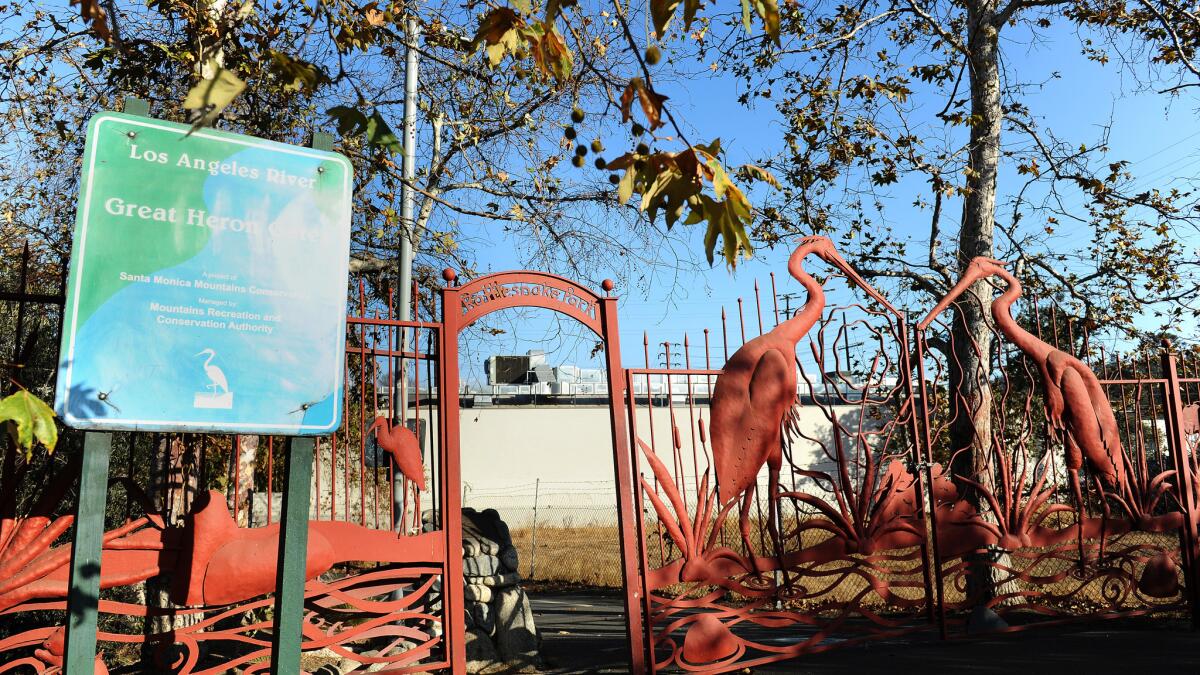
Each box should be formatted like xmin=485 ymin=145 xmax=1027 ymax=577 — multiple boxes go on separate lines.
xmin=625 ymin=237 xmax=937 ymax=671
xmin=0 ymin=265 xmax=652 ymax=673
xmin=436 ymin=269 xmax=647 ymax=672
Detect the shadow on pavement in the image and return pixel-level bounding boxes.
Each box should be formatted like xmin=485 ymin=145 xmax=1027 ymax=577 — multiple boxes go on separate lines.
xmin=530 ymin=589 xmax=1200 ymax=674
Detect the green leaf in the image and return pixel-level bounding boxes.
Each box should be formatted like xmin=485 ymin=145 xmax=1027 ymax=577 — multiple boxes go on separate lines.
xmin=617 ymin=167 xmax=635 ymax=204
xmin=0 ymin=390 xmax=58 ymax=459
xmin=725 ymin=181 xmax=752 ymax=221
xmin=739 ymin=163 xmax=781 ymax=188
xmin=722 ymin=199 xmax=753 ymax=262
xmin=183 ymin=61 xmax=246 ymax=127
xmin=265 ymin=50 xmax=331 ymax=92
xmin=327 ymin=105 xmax=369 ymax=136
xmin=651 ymin=0 xmax=682 ymax=37
xmin=640 ymin=167 xmax=675 ymax=212
xmin=700 ymin=200 xmax=719 ymax=265
xmin=365 ymin=111 xmax=403 ymax=153
xmin=326 ymin=107 xmax=401 ymax=153
xmin=738 ymin=0 xmax=779 ymax=43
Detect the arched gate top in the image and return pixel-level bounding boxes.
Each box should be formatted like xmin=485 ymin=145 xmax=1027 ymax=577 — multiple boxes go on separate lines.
xmin=446 ymin=270 xmax=607 ymax=337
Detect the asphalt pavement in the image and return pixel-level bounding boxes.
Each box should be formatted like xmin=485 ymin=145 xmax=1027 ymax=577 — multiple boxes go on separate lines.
xmin=529 ymin=589 xmax=1200 ymax=674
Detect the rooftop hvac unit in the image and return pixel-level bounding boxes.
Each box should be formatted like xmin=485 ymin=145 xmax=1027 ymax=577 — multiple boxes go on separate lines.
xmin=553 ymin=365 xmax=580 ymax=383
xmin=486 ymin=355 xmax=529 ymax=385
xmin=529 ymin=364 xmax=557 ymax=383
xmin=577 ymin=368 xmax=604 ymax=383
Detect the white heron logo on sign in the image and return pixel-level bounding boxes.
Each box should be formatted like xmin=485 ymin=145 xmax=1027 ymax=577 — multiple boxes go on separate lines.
xmin=194 ymin=348 xmax=234 ymax=409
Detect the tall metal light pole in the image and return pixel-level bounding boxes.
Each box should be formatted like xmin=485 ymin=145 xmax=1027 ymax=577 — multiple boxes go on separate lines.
xmin=394 ymin=15 xmax=420 ymax=532
xmin=397 ymin=14 xmax=419 ymax=330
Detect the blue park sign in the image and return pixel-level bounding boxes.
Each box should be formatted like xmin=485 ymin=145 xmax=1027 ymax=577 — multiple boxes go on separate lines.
xmin=55 ymin=112 xmax=353 ymax=435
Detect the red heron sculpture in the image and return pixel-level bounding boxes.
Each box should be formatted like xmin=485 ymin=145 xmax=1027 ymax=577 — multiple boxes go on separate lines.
xmin=369 ymin=416 xmax=426 ymax=490
xmin=710 ymin=235 xmax=892 ymax=571
xmin=918 ymin=257 xmax=1129 ymax=565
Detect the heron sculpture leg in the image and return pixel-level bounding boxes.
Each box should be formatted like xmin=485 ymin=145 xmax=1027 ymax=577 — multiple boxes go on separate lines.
xmin=1093 ymin=480 xmax=1112 ymax=567
xmin=737 ymin=489 xmax=760 ymax=575
xmin=766 ymin=463 xmax=792 ymax=593
xmin=1070 ymin=468 xmax=1088 ymax=574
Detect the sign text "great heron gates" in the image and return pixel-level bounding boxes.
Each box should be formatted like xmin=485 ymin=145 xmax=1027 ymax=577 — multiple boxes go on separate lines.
xmin=55 ymin=112 xmax=353 ymax=435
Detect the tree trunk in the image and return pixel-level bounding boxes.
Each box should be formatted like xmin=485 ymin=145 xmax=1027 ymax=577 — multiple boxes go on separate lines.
xmin=951 ymin=0 xmax=1001 ymax=500
xmin=145 ymin=436 xmax=202 ymax=662
xmin=229 ymin=435 xmax=258 ymax=527
xmin=948 ymin=0 xmax=1019 ymax=609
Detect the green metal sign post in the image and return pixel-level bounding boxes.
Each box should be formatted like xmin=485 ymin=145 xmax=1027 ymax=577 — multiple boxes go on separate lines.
xmin=269 ymin=131 xmax=333 ymax=674
xmin=269 ymin=437 xmax=316 ymax=673
xmin=62 ymin=432 xmax=111 ymax=674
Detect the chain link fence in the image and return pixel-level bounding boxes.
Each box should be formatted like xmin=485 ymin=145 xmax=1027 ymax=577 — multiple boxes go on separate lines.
xmin=460 ymin=477 xmax=787 ymax=588
xmin=463 ymin=480 xmax=624 ymax=586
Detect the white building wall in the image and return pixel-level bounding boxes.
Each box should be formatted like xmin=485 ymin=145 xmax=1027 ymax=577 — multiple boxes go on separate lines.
xmin=437 ymin=403 xmax=875 ymax=528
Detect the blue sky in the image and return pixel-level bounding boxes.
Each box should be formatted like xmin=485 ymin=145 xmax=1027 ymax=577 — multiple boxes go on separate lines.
xmin=448 ymin=18 xmax=1200 ymax=381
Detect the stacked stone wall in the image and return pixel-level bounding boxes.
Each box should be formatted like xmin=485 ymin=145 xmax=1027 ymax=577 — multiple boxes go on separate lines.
xmin=425 ymin=507 xmax=542 ymax=673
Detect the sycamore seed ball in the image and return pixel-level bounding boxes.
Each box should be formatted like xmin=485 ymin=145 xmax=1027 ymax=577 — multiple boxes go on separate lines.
xmin=571 ymin=107 xmax=585 ymax=123
xmin=645 ymin=45 xmax=661 ymax=66
xmin=591 ymin=139 xmax=603 ymax=153
xmin=564 ymin=126 xmax=577 ymax=140
xmin=575 ymin=144 xmax=588 ymax=156
xmin=594 ymin=157 xmax=606 ymax=169
xmin=636 ymin=142 xmax=649 ymax=155
xmin=572 ymin=155 xmax=585 ymax=168
xmin=609 ymin=174 xmax=620 ymax=185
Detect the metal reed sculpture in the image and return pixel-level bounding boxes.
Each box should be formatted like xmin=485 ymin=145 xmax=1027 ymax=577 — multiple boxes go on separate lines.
xmin=918 ymin=256 xmax=1132 ymax=566
xmin=709 ymin=235 xmax=891 ymax=571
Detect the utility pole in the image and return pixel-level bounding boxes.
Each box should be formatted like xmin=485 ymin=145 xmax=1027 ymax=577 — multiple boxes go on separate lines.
xmin=658 ymin=341 xmax=683 ymax=369
xmin=396 ymin=14 xmax=419 ymax=329
xmin=777 ymin=292 xmax=805 ymax=319
xmin=394 ymin=14 xmax=420 ymax=532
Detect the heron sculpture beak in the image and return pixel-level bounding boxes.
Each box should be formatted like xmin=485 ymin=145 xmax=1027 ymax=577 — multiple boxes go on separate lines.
xmin=368 ymin=416 xmax=388 ymax=435
xmin=917 ymin=257 xmax=1007 ymax=330
xmin=817 ymin=246 xmax=897 ymax=314
xmin=791 ymin=236 xmax=897 ymax=313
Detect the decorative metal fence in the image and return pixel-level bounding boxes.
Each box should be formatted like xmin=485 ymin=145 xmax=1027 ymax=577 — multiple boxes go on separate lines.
xmin=625 ymin=240 xmax=1200 ymax=673
xmin=2 ymin=237 xmax=1199 ymax=674
xmin=0 ymin=255 xmax=454 ymax=672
